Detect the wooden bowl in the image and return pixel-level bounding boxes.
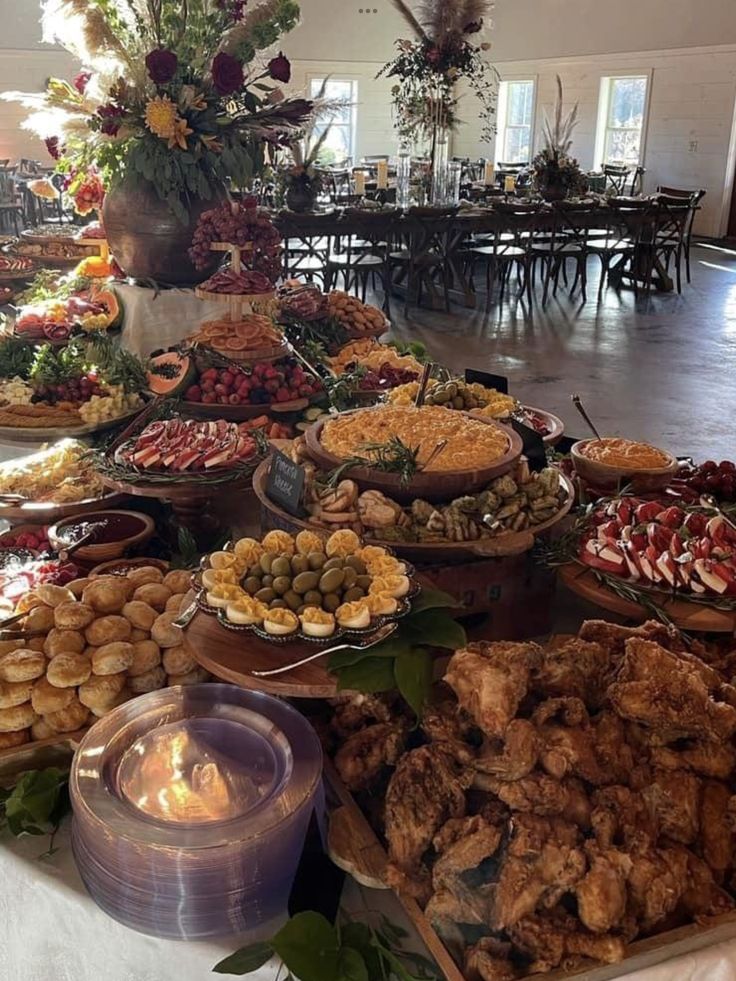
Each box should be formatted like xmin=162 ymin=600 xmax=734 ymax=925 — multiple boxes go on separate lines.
xmin=571 ymin=439 xmax=678 ymax=491
xmin=48 ymin=510 xmax=154 ymax=563
xmin=90 ymin=556 xmax=169 ymax=577
xmin=520 ymin=405 xmax=565 ymax=447
xmin=304 ymin=409 xmax=522 ymax=504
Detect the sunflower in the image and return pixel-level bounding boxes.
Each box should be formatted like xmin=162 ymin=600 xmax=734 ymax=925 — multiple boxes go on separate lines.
xmin=167 ymin=116 xmax=193 ymax=151
xmin=144 ymin=95 xmax=177 ymax=138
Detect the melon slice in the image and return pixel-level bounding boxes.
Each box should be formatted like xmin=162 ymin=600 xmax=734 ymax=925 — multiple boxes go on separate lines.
xmin=147 ymin=351 xmax=196 ymax=396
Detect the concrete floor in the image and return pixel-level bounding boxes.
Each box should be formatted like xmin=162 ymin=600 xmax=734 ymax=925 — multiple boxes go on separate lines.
xmin=384 ymin=242 xmax=736 ymax=461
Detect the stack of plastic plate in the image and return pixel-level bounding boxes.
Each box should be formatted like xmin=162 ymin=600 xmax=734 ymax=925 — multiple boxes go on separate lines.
xmin=70 ymin=683 xmax=323 ymax=940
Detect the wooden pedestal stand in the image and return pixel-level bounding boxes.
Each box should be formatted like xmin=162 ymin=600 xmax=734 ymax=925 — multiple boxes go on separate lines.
xmin=76 ymin=237 xmax=110 ymax=263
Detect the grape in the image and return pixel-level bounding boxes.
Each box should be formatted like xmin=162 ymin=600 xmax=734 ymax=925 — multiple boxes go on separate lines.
xmin=189 ymin=199 xmax=284 ymax=280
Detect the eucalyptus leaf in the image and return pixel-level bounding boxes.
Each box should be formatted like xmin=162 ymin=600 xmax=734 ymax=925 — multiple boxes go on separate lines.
xmin=336 ymin=656 xmax=396 ymax=694
xmin=338 ymin=948 xmax=369 ymax=981
xmin=394 ymin=646 xmax=433 ymax=717
xmin=212 ymin=943 xmax=273 ymax=975
xmin=271 ymin=911 xmax=340 ymax=981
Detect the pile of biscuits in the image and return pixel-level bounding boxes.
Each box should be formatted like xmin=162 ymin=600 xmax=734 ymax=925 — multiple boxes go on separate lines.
xmin=0 ymin=565 xmax=209 ymax=750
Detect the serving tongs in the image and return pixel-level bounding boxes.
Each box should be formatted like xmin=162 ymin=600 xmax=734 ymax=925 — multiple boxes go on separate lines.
xmin=251 ymin=621 xmax=398 ymax=677
xmin=571 ymin=393 xmax=603 ymax=442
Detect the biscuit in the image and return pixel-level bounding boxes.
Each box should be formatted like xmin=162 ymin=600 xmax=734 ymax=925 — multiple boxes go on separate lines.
xmin=31 ymin=719 xmax=54 ymax=741
xmin=167 ymin=667 xmax=210 ymax=687
xmin=89 ymin=688 xmax=130 ymax=718
xmin=162 ymin=645 xmax=196 ymax=676
xmin=122 ymin=601 xmax=157 ymax=632
xmin=44 ymin=696 xmax=88 ymax=733
xmin=128 ymin=666 xmax=166 ymax=694
xmin=91 ymin=641 xmax=134 ymax=675
xmin=44 ymin=628 xmax=86 ymax=657
xmin=32 ymin=677 xmax=75 ymax=715
xmin=151 ymin=612 xmax=183 ymax=648
xmin=0 ymin=679 xmax=34 ymax=709
xmin=0 ymin=728 xmax=29 ymax=749
xmin=82 ymin=578 xmax=130 ymax=613
xmin=78 ymin=672 xmax=126 ymax=709
xmin=15 ymin=592 xmax=43 ymax=614
xmin=36 ymin=584 xmax=76 ymax=607
xmin=163 ymin=570 xmax=191 ymax=594
xmin=129 ymin=640 xmax=161 ymax=677
xmin=22 ymin=604 xmax=55 ymax=634
xmin=133 ymin=583 xmax=171 ymax=612
xmin=129 ymin=628 xmax=149 ymax=642
xmin=67 ymin=577 xmax=90 ymax=598
xmin=0 ymin=648 xmax=46 ymax=683
xmin=165 ymin=593 xmax=186 ymax=614
xmin=85 ymin=615 xmax=131 ymax=647
xmin=46 ymin=652 xmax=92 ymax=688
xmin=27 ymin=636 xmax=46 ymax=653
xmin=0 ymin=703 xmax=37 ymax=732
xmin=126 ymin=566 xmax=164 ymax=588
xmin=54 ymin=601 xmax=95 ymax=631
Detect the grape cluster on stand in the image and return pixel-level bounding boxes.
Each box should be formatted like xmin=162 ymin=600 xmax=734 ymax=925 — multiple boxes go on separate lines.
xmin=189 ymin=196 xmax=283 ymax=281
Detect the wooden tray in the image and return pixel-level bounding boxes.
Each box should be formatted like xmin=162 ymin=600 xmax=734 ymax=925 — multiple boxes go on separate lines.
xmin=0 ymin=404 xmax=146 ymax=443
xmin=325 ymin=757 xmax=736 ymax=981
xmin=304 ymin=410 xmax=523 ymax=504
xmin=559 ymin=562 xmax=736 ymax=632
xmin=185 ymin=603 xmax=338 ymax=698
xmin=184 ymin=394 xmax=312 ymax=421
xmin=194 ymin=287 xmax=277 ymax=305
xmin=0 ymin=728 xmax=87 ymax=780
xmin=253 ymin=459 xmax=575 ymax=563
xmin=0 ymin=491 xmax=127 ymax=523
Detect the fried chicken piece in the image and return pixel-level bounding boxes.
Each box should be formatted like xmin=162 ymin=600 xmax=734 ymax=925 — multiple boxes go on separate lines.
xmin=475 ymin=771 xmax=574 ymax=818
xmin=491 ymin=815 xmax=585 ymax=930
xmin=333 ymin=722 xmax=406 ymax=792
xmin=590 ymin=785 xmax=659 ymax=850
xmin=508 ymin=911 xmax=625 ymax=973
xmin=699 ymin=780 xmax=733 ymax=871
xmin=425 ymin=880 xmax=492 ymax=927
xmin=444 ymin=641 xmax=542 ymax=739
xmin=329 ymin=691 xmax=399 ymax=737
xmin=642 ymin=768 xmax=700 ymax=845
xmin=681 ymin=850 xmax=735 ymax=918
xmin=537 ymin=722 xmax=608 ymax=785
xmin=649 ymin=739 xmax=736 ymax=779
xmin=432 ymin=815 xmax=502 ymax=888
xmin=591 ymin=711 xmax=635 ymax=785
xmin=627 ymin=846 xmax=688 ymax=932
xmin=615 ymin=635 xmax=722 ymax=691
xmin=384 ymin=744 xmax=470 ymax=897
xmin=580 ymin=618 xmax=690 ymax=659
xmin=474 ymin=719 xmax=539 ymax=781
xmin=608 ymin=639 xmax=736 ymax=742
xmin=421 ymin=690 xmax=478 ymax=764
xmin=575 ymin=844 xmax=632 ymax=933
xmin=533 ymin=638 xmax=610 ymax=708
xmin=464 ymin=938 xmax=518 ymax=981
xmin=531 ymin=696 xmax=589 ymax=727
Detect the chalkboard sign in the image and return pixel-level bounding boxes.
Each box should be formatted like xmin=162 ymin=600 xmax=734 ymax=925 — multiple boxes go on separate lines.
xmin=511 ymin=419 xmax=547 ymax=472
xmin=267 ymin=449 xmax=306 ymax=516
xmin=465 ymin=368 xmax=509 ymax=394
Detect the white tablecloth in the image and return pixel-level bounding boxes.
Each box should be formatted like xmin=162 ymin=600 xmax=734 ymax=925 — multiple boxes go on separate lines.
xmin=115 ymin=283 xmax=224 ymax=357
xmin=4 ymin=822 xmax=736 ymax=981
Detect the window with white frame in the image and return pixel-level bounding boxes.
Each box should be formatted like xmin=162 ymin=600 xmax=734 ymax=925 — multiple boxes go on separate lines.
xmin=308 ymin=77 xmax=358 ymax=166
xmin=496 ymin=79 xmax=535 ymax=164
xmin=596 ymin=76 xmax=648 ymax=166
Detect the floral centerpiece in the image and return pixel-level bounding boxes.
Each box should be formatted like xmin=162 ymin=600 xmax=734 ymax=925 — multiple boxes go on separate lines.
xmin=4 ymin=0 xmax=312 ymax=284
xmin=379 ymin=0 xmax=497 ymax=158
xmin=531 ymin=76 xmax=587 ymax=201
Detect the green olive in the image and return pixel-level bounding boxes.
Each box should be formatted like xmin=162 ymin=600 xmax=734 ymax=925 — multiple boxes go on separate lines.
xmin=293 ymin=571 xmax=320 ymax=595
xmin=296 ymin=604 xmax=308 ymax=615
xmin=356 ymin=574 xmax=372 ymax=591
xmin=259 ymin=553 xmax=274 ymax=575
xmin=261 ymin=574 xmax=274 ymax=588
xmin=344 ymin=555 xmax=367 ymax=575
xmin=342 ymin=566 xmax=358 ymax=589
xmin=248 ymin=562 xmax=262 ymax=579
xmin=290 ymin=555 xmax=309 ymax=575
xmin=343 ymin=586 xmax=365 ymax=603
xmin=271 ymin=556 xmax=292 ymax=578
xmin=272 ymin=576 xmax=292 ymax=596
xmin=453 ymin=396 xmax=465 ymax=410
xmin=319 ymin=568 xmax=345 ymax=594
xmin=322 ymin=592 xmax=341 ymax=612
xmin=303 ymin=590 xmax=323 ymax=606
xmin=307 ymin=550 xmax=327 ymax=571
xmin=255 ymin=587 xmax=276 ymax=603
xmin=323 ymin=556 xmax=345 ymax=571
xmin=244 ymin=576 xmax=261 ymax=595
xmin=284 ymin=589 xmax=302 ymax=611
xmin=269 ymin=599 xmax=287 ymax=610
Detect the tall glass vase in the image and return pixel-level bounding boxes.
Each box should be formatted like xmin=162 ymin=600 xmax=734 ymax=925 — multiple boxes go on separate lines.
xmin=396 ymin=143 xmax=411 ymax=210
xmin=431 ymin=127 xmax=449 ymax=205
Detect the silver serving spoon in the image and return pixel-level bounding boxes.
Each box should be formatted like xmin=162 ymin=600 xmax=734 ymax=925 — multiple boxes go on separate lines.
xmin=571 ymin=393 xmax=603 ymax=442
xmin=251 ymin=621 xmax=398 ymax=677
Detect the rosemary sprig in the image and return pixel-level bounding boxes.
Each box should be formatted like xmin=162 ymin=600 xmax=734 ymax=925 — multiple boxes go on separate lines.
xmin=326 ymin=436 xmax=421 ymax=488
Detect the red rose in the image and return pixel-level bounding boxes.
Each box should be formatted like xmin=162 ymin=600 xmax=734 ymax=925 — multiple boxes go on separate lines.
xmin=212 ymin=52 xmax=244 ymax=95
xmin=44 ymin=137 xmax=60 ymax=160
xmin=97 ymin=103 xmax=124 ymax=136
xmin=145 ymin=48 xmax=178 ymax=84
xmin=267 ymin=52 xmax=291 ymax=84
xmin=73 ymin=71 xmax=91 ymax=94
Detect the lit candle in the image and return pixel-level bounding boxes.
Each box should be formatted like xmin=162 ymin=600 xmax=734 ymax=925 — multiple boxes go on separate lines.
xmin=504 ymin=174 xmax=516 ymax=193
xmin=354 ymin=170 xmax=366 ymax=195
xmin=484 ymin=160 xmax=495 ymax=186
xmin=376 ymin=160 xmax=388 ymax=189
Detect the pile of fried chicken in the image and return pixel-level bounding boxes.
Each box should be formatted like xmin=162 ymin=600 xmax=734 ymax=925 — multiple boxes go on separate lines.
xmin=325 ymin=620 xmax=736 ymax=980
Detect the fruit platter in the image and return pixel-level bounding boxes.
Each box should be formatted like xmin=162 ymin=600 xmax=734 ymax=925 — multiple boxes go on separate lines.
xmin=304 ymin=403 xmax=523 ymax=503
xmin=186 ymin=312 xmax=288 ymax=362
xmin=556 ymin=494 xmax=736 ymax=630
xmin=0 ymin=440 xmax=125 ymax=521
xmin=194 ymin=528 xmax=418 ymax=645
xmin=12 ymin=285 xmax=121 ymax=343
xmin=0 ymin=336 xmax=146 ymax=440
